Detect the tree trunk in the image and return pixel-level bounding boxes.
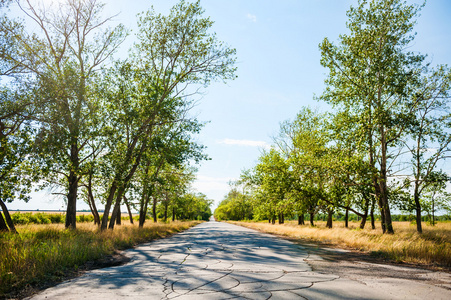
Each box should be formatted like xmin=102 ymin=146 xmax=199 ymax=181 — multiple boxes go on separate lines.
xmin=87 ymin=173 xmax=100 ymax=225
xmin=413 ymin=183 xmax=423 ymax=233
xmin=380 ymin=205 xmax=386 ymax=233
xmin=278 ymin=213 xmax=284 ymax=224
xmin=152 ymin=196 xmax=157 ymax=223
xmin=66 ymin=140 xmax=79 ymax=230
xmin=309 ymin=211 xmax=315 ymax=226
xmin=0 ymin=212 xmax=8 ymax=232
xmin=109 ymin=185 xmax=127 ymax=229
xmin=101 ymin=140 xmax=147 ymax=230
xmin=298 ymin=214 xmax=304 ymax=225
xmin=66 ymin=173 xmax=78 ymax=230
xmin=370 ymin=199 xmax=375 ymax=229
xmin=100 ymin=181 xmax=118 ymax=230
xmin=326 ymin=209 xmax=333 ymax=229
xmin=359 ymin=214 xmax=367 ymax=229
xmin=379 ymin=126 xmax=394 ymax=234
xmin=124 ymin=196 xmax=134 ymax=224
xmin=138 ymin=175 xmax=150 ymax=228
xmin=432 ymin=199 xmax=435 ymax=226
xmin=376 ymin=180 xmax=386 ymax=233
xmin=345 ymin=208 xmax=349 ymax=228
xmin=172 ymin=206 xmax=176 ymax=222
xmin=139 ymin=199 xmax=148 ymax=228
xmin=163 ymin=199 xmax=168 ymax=222
xmin=109 ymin=199 xmax=121 ymax=229
xmin=116 ymin=208 xmax=121 ymax=225
xmin=359 ymin=198 xmax=370 ymax=229
xmin=381 ymin=194 xmax=394 ymax=234
xmin=0 ymin=198 xmax=17 ymax=233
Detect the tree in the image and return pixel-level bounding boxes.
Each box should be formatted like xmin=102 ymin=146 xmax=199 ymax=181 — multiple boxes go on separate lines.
xmin=276 ymin=107 xmax=330 ymax=226
xmin=319 ymin=0 xmax=429 ymax=233
xmin=0 ymin=1 xmax=36 ymax=232
xmin=3 ymin=0 xmax=126 ymax=229
xmin=252 ymin=148 xmax=292 ymax=224
xmin=421 ymin=171 xmax=450 ymax=226
xmin=403 ymin=66 xmax=451 ymax=233
xmin=0 ymin=89 xmax=33 ymax=232
xmin=176 ymin=192 xmax=212 ymax=221
xmin=98 ymin=0 xmax=236 ymax=230
xmin=214 ymin=187 xmax=253 ymax=221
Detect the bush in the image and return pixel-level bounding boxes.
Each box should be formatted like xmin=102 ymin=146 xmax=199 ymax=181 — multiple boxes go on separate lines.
xmin=11 ymin=213 xmax=30 ymax=225
xmin=11 ymin=213 xmax=63 ymax=225
xmin=34 ymin=213 xmax=51 ymax=224
xmin=76 ymin=214 xmax=94 ymax=223
xmin=48 ymin=214 xmax=65 ymax=224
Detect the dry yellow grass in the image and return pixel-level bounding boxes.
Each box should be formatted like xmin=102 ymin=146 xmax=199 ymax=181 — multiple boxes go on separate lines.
xmin=0 ymin=221 xmax=200 ymax=298
xmin=230 ymin=221 xmax=451 ymax=268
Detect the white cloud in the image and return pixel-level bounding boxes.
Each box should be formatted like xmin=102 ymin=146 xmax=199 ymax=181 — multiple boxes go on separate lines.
xmin=217 ymin=138 xmax=270 ymax=149
xmin=246 ymin=13 xmax=257 ymax=22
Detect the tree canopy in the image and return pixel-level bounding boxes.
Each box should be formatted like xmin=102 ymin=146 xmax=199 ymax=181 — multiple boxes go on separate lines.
xmin=0 ymin=0 xmax=235 ymax=231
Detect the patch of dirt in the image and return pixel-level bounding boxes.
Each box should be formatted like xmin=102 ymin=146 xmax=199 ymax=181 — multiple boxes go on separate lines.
xmin=82 ymin=251 xmax=131 ymax=270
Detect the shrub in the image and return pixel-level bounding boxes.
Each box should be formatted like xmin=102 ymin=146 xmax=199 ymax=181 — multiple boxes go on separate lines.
xmin=76 ymin=214 xmax=94 ymax=223
xmin=48 ymin=214 xmax=65 ymax=224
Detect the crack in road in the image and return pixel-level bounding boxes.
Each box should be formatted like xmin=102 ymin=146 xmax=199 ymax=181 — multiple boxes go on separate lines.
xmin=30 ymin=221 xmax=451 ymax=300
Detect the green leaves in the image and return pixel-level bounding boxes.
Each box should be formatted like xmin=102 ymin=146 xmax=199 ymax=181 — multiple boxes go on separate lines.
xmin=1 ymin=0 xmax=236 ymax=230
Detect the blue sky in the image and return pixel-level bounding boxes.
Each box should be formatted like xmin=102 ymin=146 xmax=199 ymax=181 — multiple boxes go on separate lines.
xmin=7 ymin=0 xmax=451 ymax=211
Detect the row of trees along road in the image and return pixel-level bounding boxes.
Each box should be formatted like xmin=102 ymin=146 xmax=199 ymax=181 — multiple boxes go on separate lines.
xmin=215 ymin=0 xmax=451 ymax=234
xmin=0 ymin=0 xmax=236 ymax=231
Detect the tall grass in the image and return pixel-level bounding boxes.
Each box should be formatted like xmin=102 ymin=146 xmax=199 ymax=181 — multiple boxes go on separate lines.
xmin=231 ymin=221 xmax=451 ymax=268
xmin=0 ymin=221 xmax=200 ymax=298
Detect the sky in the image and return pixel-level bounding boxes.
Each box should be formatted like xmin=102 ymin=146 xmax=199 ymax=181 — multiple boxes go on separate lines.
xmin=6 ymin=0 xmax=451 ymax=211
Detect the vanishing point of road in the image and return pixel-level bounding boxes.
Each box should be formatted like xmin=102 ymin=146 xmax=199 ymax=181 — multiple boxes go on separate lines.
xmin=30 ymin=221 xmax=451 ymax=299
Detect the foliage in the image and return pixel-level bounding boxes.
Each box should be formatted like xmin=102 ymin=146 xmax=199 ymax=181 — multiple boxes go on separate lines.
xmin=221 ymin=0 xmax=451 ymax=235
xmin=175 ymin=192 xmax=212 ymax=221
xmin=97 ymin=0 xmax=236 ymax=230
xmin=214 ymin=189 xmax=253 ymax=221
xmin=0 ymin=0 xmax=235 ymax=230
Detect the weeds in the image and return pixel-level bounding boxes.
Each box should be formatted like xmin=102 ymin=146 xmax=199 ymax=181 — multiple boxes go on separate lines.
xmin=0 ymin=221 xmax=200 ymax=298
xmin=231 ymin=221 xmax=451 ymax=268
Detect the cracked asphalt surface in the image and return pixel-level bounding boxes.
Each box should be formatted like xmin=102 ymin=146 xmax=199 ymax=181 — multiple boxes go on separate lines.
xmin=30 ymin=221 xmax=451 ymax=299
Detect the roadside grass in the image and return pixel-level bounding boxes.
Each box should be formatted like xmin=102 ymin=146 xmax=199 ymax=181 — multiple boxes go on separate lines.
xmin=230 ymin=220 xmax=451 ymax=269
xmin=0 ymin=221 xmax=200 ymax=298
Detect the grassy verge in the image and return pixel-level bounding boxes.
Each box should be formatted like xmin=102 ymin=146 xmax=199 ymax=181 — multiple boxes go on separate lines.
xmin=230 ymin=220 xmax=451 ymax=269
xmin=0 ymin=221 xmax=200 ymax=298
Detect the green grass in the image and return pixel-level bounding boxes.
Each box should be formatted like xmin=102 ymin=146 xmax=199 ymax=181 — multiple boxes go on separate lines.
xmin=0 ymin=221 xmax=200 ymax=298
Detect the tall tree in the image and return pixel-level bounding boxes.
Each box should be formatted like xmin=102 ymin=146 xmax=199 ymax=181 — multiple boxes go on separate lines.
xmin=99 ymin=0 xmax=236 ymax=230
xmin=403 ymin=66 xmax=451 ymax=233
xmin=319 ymin=0 xmax=428 ymax=233
xmin=3 ymin=0 xmax=126 ymax=229
xmin=0 ymin=88 xmax=34 ymax=233
xmin=0 ymin=1 xmax=35 ymax=232
xmin=277 ymin=108 xmax=330 ymax=226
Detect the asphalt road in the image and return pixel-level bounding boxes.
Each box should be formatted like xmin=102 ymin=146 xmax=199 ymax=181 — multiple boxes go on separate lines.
xmin=30 ymin=221 xmax=451 ymax=300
